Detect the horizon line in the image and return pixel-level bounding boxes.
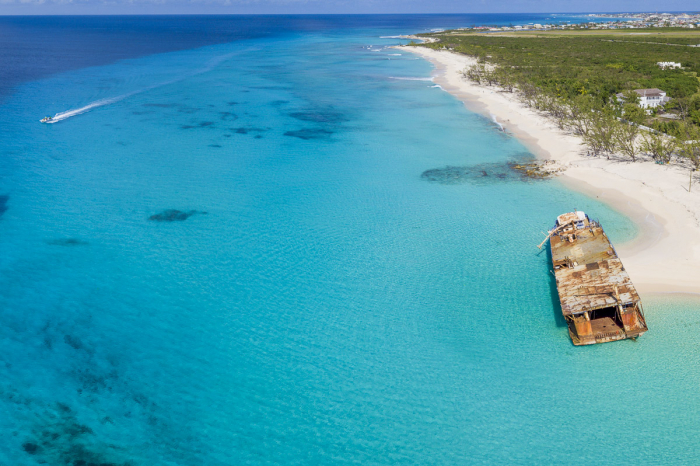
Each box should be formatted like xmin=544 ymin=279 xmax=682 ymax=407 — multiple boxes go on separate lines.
xmin=1 ymin=11 xmax=698 ymax=17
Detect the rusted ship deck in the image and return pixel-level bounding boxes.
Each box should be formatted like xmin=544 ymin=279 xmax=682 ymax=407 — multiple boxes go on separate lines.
xmin=543 ymin=211 xmax=648 ymax=345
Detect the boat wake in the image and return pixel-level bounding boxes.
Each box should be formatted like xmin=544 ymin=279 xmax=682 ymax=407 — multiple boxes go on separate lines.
xmin=45 ymin=95 xmax=132 ymax=123
xmin=44 ymin=50 xmax=242 ymax=124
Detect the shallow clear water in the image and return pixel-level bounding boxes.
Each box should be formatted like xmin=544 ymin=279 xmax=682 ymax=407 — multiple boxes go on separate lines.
xmin=1 ymin=17 xmax=699 ymax=466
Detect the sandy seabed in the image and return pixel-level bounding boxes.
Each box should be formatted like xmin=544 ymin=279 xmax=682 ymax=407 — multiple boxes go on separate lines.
xmin=403 ymin=45 xmax=700 ymax=295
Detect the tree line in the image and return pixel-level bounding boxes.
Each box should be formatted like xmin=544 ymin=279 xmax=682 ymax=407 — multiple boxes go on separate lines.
xmin=461 ymin=60 xmax=700 ymax=171
xmin=418 ymin=32 xmax=700 ymax=126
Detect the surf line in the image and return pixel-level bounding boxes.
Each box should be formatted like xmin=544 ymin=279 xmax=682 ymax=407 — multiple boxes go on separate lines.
xmin=45 ymin=50 xmax=245 ymax=124
xmin=491 ymin=113 xmax=505 ymax=132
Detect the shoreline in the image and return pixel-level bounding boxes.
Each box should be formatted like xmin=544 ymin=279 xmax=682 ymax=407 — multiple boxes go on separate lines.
xmin=402 ymin=45 xmax=700 ymax=296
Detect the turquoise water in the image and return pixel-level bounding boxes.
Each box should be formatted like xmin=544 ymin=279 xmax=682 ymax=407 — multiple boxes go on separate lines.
xmin=2 ymin=24 xmax=700 ymax=465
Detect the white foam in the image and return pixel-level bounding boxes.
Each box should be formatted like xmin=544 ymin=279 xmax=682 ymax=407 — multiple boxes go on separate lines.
xmin=389 ymin=76 xmax=434 ymax=81
xmin=388 ymin=54 xmax=402 ymax=56
xmin=379 ymin=35 xmax=404 ymax=39
xmin=45 ymin=50 xmax=241 ymax=124
xmin=46 ymin=96 xmax=128 ymax=123
xmin=490 ymin=114 xmax=505 ymax=131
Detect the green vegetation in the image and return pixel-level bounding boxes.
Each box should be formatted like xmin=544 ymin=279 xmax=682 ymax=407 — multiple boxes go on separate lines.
xmin=413 ymin=29 xmax=700 ymax=178
xmin=418 ymin=31 xmax=700 ymax=103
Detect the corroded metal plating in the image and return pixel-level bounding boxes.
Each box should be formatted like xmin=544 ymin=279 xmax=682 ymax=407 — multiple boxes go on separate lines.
xmin=545 ymin=212 xmax=648 ymax=345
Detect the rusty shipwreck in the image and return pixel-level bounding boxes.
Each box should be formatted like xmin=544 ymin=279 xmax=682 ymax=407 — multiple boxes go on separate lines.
xmin=540 ymin=211 xmax=648 ymax=345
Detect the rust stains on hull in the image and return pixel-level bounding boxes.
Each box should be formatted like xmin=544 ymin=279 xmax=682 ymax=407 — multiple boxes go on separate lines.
xmin=543 ymin=211 xmax=648 ymax=346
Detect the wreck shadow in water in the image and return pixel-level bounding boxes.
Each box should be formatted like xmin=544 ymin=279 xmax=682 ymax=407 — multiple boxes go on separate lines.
xmin=544 ymin=246 xmax=567 ymax=328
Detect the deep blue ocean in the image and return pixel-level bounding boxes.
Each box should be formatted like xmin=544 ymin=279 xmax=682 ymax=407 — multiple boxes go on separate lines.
xmin=1 ymin=15 xmax=699 ymax=465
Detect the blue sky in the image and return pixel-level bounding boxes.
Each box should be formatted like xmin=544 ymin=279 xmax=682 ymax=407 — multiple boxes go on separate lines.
xmin=0 ymin=0 xmax=697 ymax=15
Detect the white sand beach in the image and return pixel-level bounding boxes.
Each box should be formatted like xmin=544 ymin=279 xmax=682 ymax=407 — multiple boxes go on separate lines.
xmin=403 ymin=45 xmax=700 ymax=295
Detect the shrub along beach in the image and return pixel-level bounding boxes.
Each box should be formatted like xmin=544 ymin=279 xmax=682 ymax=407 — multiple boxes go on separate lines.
xmin=401 ymin=28 xmax=700 ymax=294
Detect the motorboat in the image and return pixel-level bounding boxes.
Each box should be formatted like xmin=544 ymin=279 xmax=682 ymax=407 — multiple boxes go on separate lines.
xmin=40 ymin=116 xmax=53 ymax=123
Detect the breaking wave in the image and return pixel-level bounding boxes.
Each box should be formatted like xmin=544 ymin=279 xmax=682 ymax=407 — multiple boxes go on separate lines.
xmin=389 ymin=76 xmax=434 ymax=81
xmin=490 ymin=113 xmax=505 ymax=131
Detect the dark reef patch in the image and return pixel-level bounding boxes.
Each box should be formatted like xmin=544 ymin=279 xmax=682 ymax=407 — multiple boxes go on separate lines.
xmin=231 ymin=127 xmax=267 ymax=135
xmin=208 ymin=144 xmax=222 ymax=148
xmin=421 ymin=161 xmax=547 ymax=185
xmin=142 ymin=103 xmax=199 ymax=114
xmin=0 ymin=195 xmax=8 ymax=217
xmin=269 ymin=100 xmax=289 ymax=106
xmin=142 ymin=103 xmax=176 ymax=108
xmin=254 ymin=135 xmax=263 ymax=139
xmin=47 ymin=238 xmax=89 ymax=246
xmin=7 ymin=315 xmax=173 ymax=466
xmin=73 ymin=367 xmax=117 ymax=393
xmin=148 ymin=209 xmax=206 ymax=222
xmin=22 ymin=442 xmax=39 ymax=454
xmin=176 ymin=106 xmax=200 ymax=114
xmin=219 ymin=111 xmax=238 ymax=121
xmin=250 ymin=85 xmax=291 ymax=91
xmin=181 ymin=121 xmax=214 ymax=130
xmin=227 ymin=101 xmax=238 ymax=106
xmin=289 ymin=109 xmax=348 ymax=124
xmin=64 ymin=334 xmax=85 ymax=351
xmin=284 ymin=129 xmax=333 ymax=140
xmin=20 ymin=402 xmax=131 ymax=466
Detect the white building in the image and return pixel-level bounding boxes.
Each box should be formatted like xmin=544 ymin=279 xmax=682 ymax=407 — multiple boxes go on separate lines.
xmin=657 ymin=61 xmax=682 ymax=69
xmin=617 ymin=89 xmax=670 ymax=109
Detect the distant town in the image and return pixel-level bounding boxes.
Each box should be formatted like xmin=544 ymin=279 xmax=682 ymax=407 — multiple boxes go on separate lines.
xmin=415 ymin=16 xmax=700 ymax=167
xmin=457 ymin=12 xmax=700 ymax=33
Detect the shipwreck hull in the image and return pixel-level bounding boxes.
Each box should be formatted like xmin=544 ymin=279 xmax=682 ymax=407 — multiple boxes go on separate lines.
xmin=566 ymin=302 xmax=648 ymax=346
xmin=548 ymin=212 xmax=648 ymax=346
